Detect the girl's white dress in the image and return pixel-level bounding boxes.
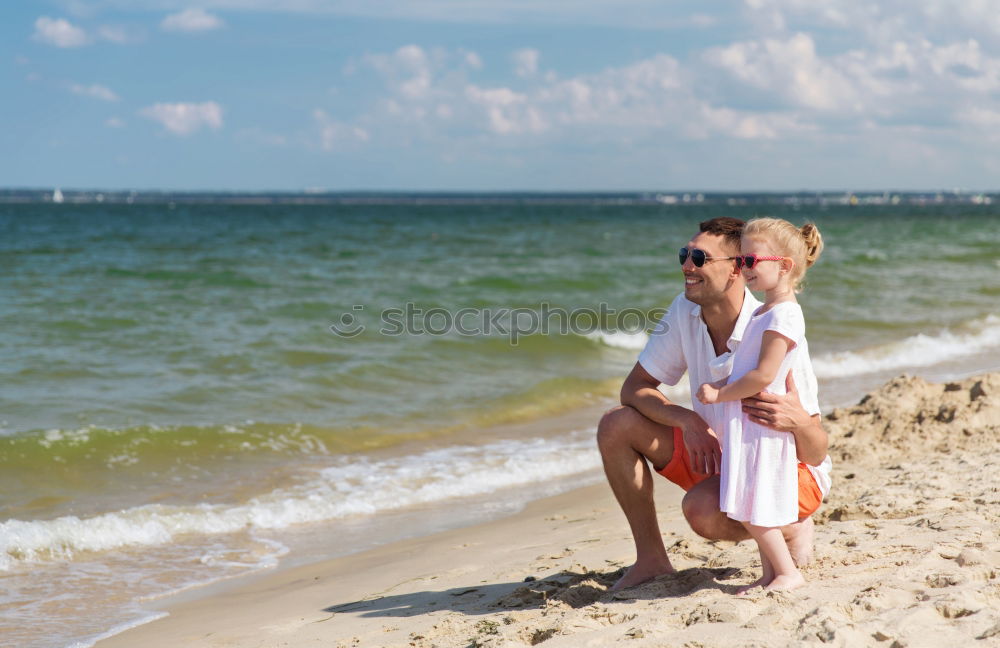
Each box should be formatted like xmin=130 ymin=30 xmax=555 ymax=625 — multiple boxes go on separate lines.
xmin=718 ymin=301 xmax=805 ymax=527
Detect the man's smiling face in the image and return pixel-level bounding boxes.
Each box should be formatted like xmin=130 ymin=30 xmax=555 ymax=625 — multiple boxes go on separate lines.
xmin=681 ymin=232 xmax=743 ymax=306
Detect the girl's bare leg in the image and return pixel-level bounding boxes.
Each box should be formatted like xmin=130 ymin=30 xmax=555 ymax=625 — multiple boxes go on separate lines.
xmin=739 ymin=522 xmax=805 ymax=593
xmin=736 ymin=543 xmax=774 ymax=594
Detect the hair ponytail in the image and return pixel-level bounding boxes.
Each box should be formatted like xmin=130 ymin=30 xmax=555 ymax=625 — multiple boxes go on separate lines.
xmin=800 ymin=222 xmax=824 ymax=268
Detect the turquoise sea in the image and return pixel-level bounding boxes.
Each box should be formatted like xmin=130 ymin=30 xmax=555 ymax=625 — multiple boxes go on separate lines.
xmin=2 ymin=199 xmax=999 ymax=647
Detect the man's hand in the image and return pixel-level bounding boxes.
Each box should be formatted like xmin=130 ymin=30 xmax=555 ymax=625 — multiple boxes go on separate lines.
xmin=741 ymin=372 xmax=810 ymax=433
xmin=679 ymin=411 xmax=721 ymax=475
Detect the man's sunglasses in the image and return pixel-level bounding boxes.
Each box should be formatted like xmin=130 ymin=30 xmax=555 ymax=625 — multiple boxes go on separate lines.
xmin=679 ymin=247 xmax=785 ymax=269
xmin=678 ymin=247 xmax=738 ymax=267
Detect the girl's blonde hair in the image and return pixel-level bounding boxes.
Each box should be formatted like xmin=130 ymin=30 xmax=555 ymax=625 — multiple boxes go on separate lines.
xmin=742 ymin=217 xmax=823 ymax=292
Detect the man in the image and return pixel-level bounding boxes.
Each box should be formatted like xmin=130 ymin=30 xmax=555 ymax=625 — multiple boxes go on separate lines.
xmin=597 ymin=217 xmax=831 ymax=591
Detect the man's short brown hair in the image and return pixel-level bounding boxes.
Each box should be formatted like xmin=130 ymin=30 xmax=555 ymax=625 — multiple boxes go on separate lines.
xmin=698 ymin=217 xmax=745 ymax=253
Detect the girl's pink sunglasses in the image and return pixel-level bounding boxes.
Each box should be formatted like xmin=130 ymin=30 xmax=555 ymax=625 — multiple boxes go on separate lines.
xmin=735 ymin=254 xmax=785 ymax=269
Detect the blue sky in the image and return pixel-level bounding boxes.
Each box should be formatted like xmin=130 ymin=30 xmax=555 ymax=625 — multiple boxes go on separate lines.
xmin=4 ymin=1 xmax=1000 ymax=191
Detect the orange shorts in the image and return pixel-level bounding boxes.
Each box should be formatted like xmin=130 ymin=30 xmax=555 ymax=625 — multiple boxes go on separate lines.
xmin=656 ymin=426 xmax=823 ymax=519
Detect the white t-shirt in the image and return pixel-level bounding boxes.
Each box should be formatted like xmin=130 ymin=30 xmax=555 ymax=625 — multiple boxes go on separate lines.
xmin=637 ymin=290 xmax=832 ymax=497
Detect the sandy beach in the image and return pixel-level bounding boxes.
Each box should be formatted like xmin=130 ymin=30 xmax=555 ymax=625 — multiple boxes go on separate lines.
xmin=96 ymin=371 xmax=1000 ymax=648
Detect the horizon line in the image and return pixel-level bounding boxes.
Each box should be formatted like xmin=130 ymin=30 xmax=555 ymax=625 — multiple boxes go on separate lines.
xmin=3 ymin=187 xmax=995 ymax=207
xmin=3 ymin=187 xmax=998 ymax=195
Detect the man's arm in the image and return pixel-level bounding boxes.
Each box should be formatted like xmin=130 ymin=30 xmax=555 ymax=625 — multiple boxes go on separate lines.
xmin=741 ymin=372 xmax=828 ymax=465
xmin=620 ymin=362 xmax=722 ymax=475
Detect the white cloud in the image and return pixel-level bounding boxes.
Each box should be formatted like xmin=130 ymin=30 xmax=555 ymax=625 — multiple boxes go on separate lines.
xmin=161 ymin=8 xmax=225 ymax=32
xmin=690 ymin=13 xmax=716 ymax=28
xmin=463 ymin=50 xmax=483 ymax=69
xmin=705 ymin=33 xmax=859 ymax=111
xmin=956 ymin=106 xmax=1000 ymax=130
xmin=364 ymin=45 xmax=435 ymax=99
xmin=140 ymin=102 xmax=224 ymax=135
xmin=33 ymin=16 xmax=88 ymax=48
xmin=536 ymin=54 xmax=685 ymax=128
xmin=512 ymin=48 xmax=539 ymax=77
xmin=945 ymin=2 xmax=1000 ymax=41
xmin=740 ymin=0 xmax=878 ymax=34
xmin=396 ymin=46 xmax=431 ymax=98
xmin=701 ymin=27 xmax=1000 ymax=129
xmin=105 ymin=117 xmax=126 ymax=128
xmin=71 ymin=83 xmax=120 ymax=101
xmin=465 ymin=85 xmax=545 ymax=134
xmin=360 ymin=44 xmax=798 ymax=142
xmin=925 ymin=39 xmax=1000 ymax=93
xmin=97 ymin=24 xmax=133 ymax=44
xmin=30 ymin=15 xmax=133 ymax=47
xmin=693 ymin=104 xmax=805 ymax=140
xmin=435 ymin=103 xmax=453 ymax=119
xmin=741 ymin=0 xmax=1000 ymax=50
xmin=343 ymin=9 xmax=1000 ymax=159
xmin=313 ymin=109 xmax=369 ymax=150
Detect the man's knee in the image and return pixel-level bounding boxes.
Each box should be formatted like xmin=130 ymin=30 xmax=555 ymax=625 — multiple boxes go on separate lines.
xmin=680 ymin=489 xmax=708 ymax=537
xmin=596 ymin=405 xmax=640 ymax=454
xmin=681 ymin=478 xmax=723 ymax=539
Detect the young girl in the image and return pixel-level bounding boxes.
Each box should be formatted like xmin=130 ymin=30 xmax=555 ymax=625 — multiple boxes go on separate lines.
xmin=696 ymin=217 xmax=824 ymax=593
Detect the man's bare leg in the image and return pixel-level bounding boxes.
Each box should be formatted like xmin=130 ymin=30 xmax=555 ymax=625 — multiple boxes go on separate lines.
xmin=682 ymin=476 xmax=815 ymax=566
xmin=783 ymin=516 xmax=814 ymax=567
xmin=596 ymin=406 xmax=677 ymax=590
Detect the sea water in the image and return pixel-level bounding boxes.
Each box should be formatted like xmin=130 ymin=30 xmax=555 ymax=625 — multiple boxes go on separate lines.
xmin=1 ymin=200 xmax=998 ymax=647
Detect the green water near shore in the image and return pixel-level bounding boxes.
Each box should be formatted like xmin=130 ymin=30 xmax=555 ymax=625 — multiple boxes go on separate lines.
xmin=2 ymin=203 xmax=999 ymax=506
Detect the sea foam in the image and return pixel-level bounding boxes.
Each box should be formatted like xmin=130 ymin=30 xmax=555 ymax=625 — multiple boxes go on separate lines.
xmin=812 ymin=315 xmax=1000 ymax=379
xmin=587 ymin=315 xmax=1000 ymax=381
xmin=585 ymin=330 xmax=650 ymax=350
xmin=0 ymin=430 xmax=600 ymax=570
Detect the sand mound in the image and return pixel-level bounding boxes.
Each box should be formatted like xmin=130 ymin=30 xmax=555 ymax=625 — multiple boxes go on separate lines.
xmin=825 ymin=372 xmax=1000 ymax=465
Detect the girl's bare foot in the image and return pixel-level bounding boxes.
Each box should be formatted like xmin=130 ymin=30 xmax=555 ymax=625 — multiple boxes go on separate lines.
xmin=736 ymin=574 xmax=773 ymax=595
xmin=764 ymin=572 xmax=805 ymax=591
xmin=736 ymin=540 xmax=775 ymax=595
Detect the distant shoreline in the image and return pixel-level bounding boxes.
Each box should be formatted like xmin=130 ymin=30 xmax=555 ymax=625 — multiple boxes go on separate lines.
xmin=1 ymin=188 xmax=996 ymax=206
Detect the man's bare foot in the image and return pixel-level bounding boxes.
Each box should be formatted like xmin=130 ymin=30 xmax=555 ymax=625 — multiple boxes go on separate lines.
xmin=765 ymin=572 xmax=805 ymax=591
xmin=610 ymin=558 xmax=675 ymax=591
xmin=783 ymin=516 xmax=814 ymax=567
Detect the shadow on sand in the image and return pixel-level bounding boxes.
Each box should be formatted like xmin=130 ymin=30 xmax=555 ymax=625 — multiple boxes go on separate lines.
xmin=323 ymin=565 xmax=742 ymax=619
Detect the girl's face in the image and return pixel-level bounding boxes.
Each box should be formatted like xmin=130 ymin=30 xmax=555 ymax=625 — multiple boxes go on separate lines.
xmin=740 ymin=236 xmax=787 ymax=292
